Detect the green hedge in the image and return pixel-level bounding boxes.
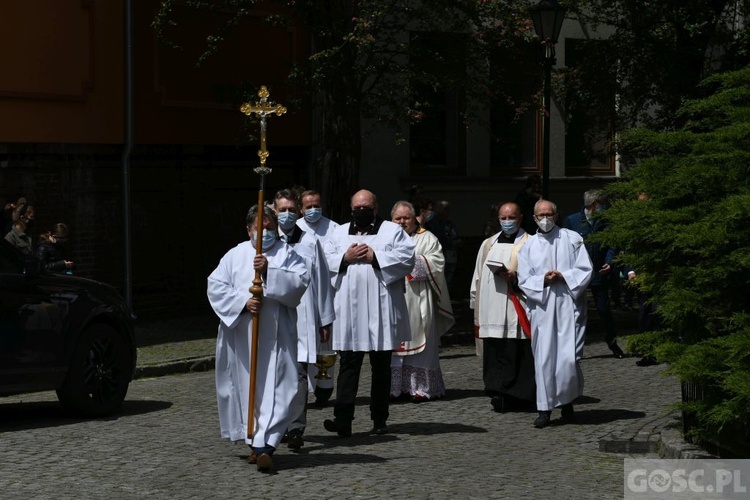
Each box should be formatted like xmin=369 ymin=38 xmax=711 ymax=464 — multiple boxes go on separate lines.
xmin=598 ymin=68 xmax=750 ymax=454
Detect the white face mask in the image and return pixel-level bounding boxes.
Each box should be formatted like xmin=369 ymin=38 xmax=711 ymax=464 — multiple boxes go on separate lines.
xmin=535 ymin=217 xmax=556 ymax=233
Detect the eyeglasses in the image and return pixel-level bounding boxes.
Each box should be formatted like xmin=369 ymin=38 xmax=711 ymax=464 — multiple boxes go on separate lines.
xmin=534 ymin=213 xmax=555 ymax=221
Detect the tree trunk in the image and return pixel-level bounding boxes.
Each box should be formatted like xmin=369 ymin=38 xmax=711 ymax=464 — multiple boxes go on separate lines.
xmin=316 ymin=88 xmax=361 ymax=224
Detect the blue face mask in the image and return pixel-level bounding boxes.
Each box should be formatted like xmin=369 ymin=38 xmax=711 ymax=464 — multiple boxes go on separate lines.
xmin=500 ymin=220 xmax=519 ymax=235
xmin=304 ymin=207 xmax=322 ymax=223
xmin=277 ymin=211 xmax=297 ymax=230
xmin=253 ymin=229 xmax=278 ymax=250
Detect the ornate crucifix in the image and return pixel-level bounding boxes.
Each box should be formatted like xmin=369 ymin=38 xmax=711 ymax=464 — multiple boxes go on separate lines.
xmin=239 ymin=85 xmax=286 ymax=439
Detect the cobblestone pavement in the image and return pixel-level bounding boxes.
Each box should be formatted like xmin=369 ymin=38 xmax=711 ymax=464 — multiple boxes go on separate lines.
xmin=0 ymin=339 xmax=678 ymax=499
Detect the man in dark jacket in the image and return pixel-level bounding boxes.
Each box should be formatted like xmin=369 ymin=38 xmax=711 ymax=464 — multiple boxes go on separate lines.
xmin=562 ymin=189 xmax=624 ymax=359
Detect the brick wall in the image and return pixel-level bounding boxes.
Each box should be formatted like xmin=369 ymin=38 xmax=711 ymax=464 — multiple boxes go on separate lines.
xmin=1 ymin=143 xmax=309 ymax=320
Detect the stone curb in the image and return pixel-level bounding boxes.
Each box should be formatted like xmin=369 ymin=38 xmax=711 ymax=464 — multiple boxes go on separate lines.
xmin=134 ymin=356 xmax=215 ymax=380
xmin=658 ymin=425 xmax=716 ymax=459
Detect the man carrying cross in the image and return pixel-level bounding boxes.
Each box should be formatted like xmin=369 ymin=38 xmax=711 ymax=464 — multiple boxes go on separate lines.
xmin=207 ymin=205 xmax=309 ymax=471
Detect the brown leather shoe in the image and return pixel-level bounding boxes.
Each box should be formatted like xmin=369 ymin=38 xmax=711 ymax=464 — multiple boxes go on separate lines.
xmin=248 ymin=451 xmax=257 ymax=464
xmin=256 ymin=452 xmax=273 ymax=472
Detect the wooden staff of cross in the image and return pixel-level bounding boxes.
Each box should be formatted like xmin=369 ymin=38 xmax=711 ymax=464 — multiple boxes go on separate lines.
xmin=239 ymin=85 xmax=286 ymax=440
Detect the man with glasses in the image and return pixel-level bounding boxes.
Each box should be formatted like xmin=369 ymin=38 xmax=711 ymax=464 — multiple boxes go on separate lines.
xmin=518 ymin=200 xmax=593 ymax=429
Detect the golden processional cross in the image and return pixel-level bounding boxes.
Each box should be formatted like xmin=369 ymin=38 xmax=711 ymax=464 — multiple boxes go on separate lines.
xmin=239 ymin=85 xmax=286 ymax=440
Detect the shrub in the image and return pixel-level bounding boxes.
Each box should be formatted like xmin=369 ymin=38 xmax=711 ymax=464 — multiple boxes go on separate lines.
xmin=599 ymin=68 xmax=750 ymax=453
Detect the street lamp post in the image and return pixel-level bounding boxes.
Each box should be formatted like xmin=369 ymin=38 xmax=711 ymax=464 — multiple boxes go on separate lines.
xmin=530 ymin=0 xmax=566 ymax=199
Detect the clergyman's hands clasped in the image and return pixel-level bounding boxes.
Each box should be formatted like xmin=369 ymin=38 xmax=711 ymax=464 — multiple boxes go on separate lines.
xmin=344 ymin=243 xmax=372 ymax=264
xmin=544 ymin=270 xmax=563 ymax=286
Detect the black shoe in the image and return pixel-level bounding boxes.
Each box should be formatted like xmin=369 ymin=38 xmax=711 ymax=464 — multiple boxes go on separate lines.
xmin=636 ymin=356 xmax=658 ymax=367
xmin=490 ymin=395 xmax=505 ymax=413
xmin=608 ymin=341 xmax=625 ymax=359
xmin=371 ymin=420 xmax=388 ymax=435
xmin=533 ymin=411 xmax=551 ymax=428
xmin=323 ymin=418 xmax=352 ymax=437
xmin=560 ymin=403 xmax=575 ymax=423
xmin=286 ymin=429 xmax=304 ymax=450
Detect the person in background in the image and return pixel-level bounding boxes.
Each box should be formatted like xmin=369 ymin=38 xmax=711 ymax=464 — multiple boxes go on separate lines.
xmin=391 ymin=201 xmax=454 ymax=402
xmin=412 ymin=195 xmax=433 ymax=227
xmin=36 ymin=223 xmax=74 ymax=274
xmin=5 ymin=202 xmax=35 ymax=256
xmin=562 ymin=189 xmax=625 ymax=359
xmin=425 ymin=200 xmax=461 ymax=289
xmin=2 ymin=195 xmax=26 ymax=235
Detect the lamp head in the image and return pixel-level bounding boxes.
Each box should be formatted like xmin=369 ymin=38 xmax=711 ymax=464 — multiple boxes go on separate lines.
xmin=530 ymin=0 xmax=567 ymax=45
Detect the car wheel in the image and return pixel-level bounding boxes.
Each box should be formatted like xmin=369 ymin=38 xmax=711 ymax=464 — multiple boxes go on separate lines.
xmin=57 ymin=323 xmax=133 ymax=417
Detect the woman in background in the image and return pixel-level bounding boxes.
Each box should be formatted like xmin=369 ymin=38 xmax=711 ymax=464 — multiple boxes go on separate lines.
xmin=36 ymin=222 xmax=74 ymax=274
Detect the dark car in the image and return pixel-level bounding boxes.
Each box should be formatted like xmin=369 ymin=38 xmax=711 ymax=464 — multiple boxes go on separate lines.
xmin=0 ymin=239 xmax=136 ymax=416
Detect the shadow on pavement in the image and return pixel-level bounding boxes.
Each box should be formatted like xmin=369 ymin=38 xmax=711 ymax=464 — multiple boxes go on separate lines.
xmin=558 ymin=408 xmax=646 ymax=426
xmin=573 ymin=395 xmax=601 ymax=405
xmin=0 ymin=399 xmax=172 ymax=432
xmin=119 ymin=399 xmax=174 ymax=416
xmin=387 ymin=421 xmax=487 ymax=435
xmin=442 ymin=388 xmax=486 ymax=401
xmin=240 ymin=450 xmax=389 ymax=472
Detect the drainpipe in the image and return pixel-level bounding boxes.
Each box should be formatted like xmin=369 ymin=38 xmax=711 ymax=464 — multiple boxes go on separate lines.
xmin=122 ymin=0 xmax=134 ymax=311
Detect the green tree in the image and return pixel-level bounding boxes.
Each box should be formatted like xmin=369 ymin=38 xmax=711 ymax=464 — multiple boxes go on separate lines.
xmin=569 ymin=0 xmax=750 ymax=131
xmin=153 ymin=0 xmax=537 ymax=220
xmin=600 ymin=68 xmax=750 ymax=451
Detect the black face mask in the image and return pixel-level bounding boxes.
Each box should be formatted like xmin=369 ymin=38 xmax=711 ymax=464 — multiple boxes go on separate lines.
xmin=351 ymin=208 xmax=375 ymax=227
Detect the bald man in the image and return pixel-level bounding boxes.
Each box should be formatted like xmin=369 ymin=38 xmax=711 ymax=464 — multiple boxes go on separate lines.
xmin=323 ymin=189 xmax=415 ymax=437
xmin=518 ymin=199 xmax=593 ymax=429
